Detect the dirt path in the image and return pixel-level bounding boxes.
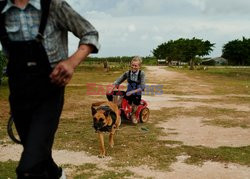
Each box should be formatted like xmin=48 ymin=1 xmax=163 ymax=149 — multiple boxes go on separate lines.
xmin=145 ymin=66 xmax=250 ymax=148
xmin=1 ymin=66 xmax=249 ymax=178
xmin=144 ymin=66 xmax=250 ymax=178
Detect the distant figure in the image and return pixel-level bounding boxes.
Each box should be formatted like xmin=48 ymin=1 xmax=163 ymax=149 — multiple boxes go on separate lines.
xmin=103 ymin=59 xmax=109 ymax=72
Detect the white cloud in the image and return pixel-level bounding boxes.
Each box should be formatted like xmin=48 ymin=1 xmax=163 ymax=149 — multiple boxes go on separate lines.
xmin=153 ymin=36 xmax=164 ymax=43
xmin=128 ymin=24 xmax=136 ymax=32
xmin=65 ymin=0 xmax=250 ymax=58
xmin=152 ymin=26 xmax=160 ymax=33
xmin=187 ymin=0 xmax=205 ymax=10
xmin=141 ymin=34 xmax=149 ymax=40
xmin=203 ymin=0 xmax=250 ymax=15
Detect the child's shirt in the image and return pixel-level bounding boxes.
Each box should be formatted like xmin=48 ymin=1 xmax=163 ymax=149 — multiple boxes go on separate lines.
xmin=113 ymin=70 xmax=145 ymax=92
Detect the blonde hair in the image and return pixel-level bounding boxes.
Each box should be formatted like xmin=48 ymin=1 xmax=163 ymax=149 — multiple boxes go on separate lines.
xmin=131 ymin=56 xmax=142 ymax=66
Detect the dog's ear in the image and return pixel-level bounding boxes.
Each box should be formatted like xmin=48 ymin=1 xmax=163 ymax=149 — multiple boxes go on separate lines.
xmin=104 ymin=109 xmax=111 ymax=117
xmin=91 ymin=106 xmax=97 ymax=116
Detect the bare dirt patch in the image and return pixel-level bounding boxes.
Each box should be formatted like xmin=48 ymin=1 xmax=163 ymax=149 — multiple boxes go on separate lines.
xmin=143 ymin=94 xmax=250 ymax=112
xmin=145 ymin=66 xmax=250 ymax=148
xmin=157 ymin=116 xmax=250 ymax=148
xmin=128 ymin=155 xmax=250 ymax=179
xmin=144 ymin=66 xmax=250 ymax=178
xmin=145 ymin=66 xmax=213 ymax=94
xmin=0 ymin=144 xmax=111 ymax=165
xmin=0 ymin=144 xmax=112 ymax=178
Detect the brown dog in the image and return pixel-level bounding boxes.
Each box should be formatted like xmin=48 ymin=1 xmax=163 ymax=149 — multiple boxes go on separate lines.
xmin=91 ymin=101 xmax=121 ymax=157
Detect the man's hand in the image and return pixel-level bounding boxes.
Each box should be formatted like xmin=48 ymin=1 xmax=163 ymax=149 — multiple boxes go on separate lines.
xmin=106 ymin=85 xmax=117 ymax=95
xmin=50 ymin=60 xmax=74 ymax=86
xmin=50 ymin=44 xmax=94 ymax=86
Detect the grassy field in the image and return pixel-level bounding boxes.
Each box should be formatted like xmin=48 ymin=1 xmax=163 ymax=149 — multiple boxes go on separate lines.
xmin=173 ymin=66 xmax=250 ymax=95
xmin=0 ymin=65 xmax=250 ymax=178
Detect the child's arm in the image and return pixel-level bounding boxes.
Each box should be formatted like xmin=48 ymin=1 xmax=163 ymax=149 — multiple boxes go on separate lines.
xmin=126 ymin=88 xmax=142 ymax=96
xmin=106 ymin=72 xmax=128 ymax=94
xmin=113 ymin=72 xmax=128 ymax=89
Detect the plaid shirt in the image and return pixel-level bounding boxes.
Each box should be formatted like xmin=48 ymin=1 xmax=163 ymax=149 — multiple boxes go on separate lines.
xmin=1 ymin=0 xmax=100 ymax=66
xmin=114 ymin=70 xmax=146 ymax=90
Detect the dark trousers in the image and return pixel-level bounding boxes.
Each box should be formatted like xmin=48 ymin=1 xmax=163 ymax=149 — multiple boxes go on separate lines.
xmin=9 ymin=75 xmax=64 ymax=178
xmin=125 ymin=94 xmax=141 ymax=105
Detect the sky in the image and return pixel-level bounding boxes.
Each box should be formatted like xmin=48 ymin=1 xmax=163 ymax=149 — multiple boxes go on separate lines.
xmin=66 ymin=0 xmax=250 ymax=58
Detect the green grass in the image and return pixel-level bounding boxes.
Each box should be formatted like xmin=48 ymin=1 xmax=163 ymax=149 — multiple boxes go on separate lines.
xmin=54 ymin=109 xmax=181 ymax=169
xmin=55 ymin=107 xmax=250 ymax=175
xmin=0 ymin=160 xmax=18 ymax=179
xmin=0 ymin=77 xmax=9 ymax=100
xmin=203 ymin=119 xmax=249 ymax=128
xmin=183 ymin=145 xmax=250 ymax=166
xmin=170 ymin=67 xmax=250 ymax=95
xmin=54 ymin=66 xmax=250 ymax=176
xmin=159 ymin=106 xmax=250 ymax=129
xmin=203 ymin=67 xmax=250 ymax=79
xmin=0 ymin=78 xmax=10 ymax=141
xmin=97 ymin=170 xmax=134 ymax=179
xmin=73 ymin=163 xmax=98 ymax=179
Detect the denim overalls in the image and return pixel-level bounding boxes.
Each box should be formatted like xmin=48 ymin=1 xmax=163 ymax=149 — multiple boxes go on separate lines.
xmin=126 ymin=70 xmax=142 ymax=105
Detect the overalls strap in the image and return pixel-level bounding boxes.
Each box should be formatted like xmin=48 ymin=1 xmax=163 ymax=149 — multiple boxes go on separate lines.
xmin=137 ymin=70 xmax=141 ymax=82
xmin=36 ymin=0 xmax=52 ymax=41
xmin=128 ymin=70 xmax=141 ymax=82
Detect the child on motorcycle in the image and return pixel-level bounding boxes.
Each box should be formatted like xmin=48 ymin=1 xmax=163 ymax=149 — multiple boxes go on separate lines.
xmin=108 ymin=56 xmax=146 ymax=123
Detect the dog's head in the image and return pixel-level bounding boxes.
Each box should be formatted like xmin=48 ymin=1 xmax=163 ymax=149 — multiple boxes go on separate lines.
xmin=91 ymin=106 xmax=113 ymax=131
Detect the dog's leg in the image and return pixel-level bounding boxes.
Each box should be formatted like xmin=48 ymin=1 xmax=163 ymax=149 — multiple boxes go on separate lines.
xmin=98 ymin=132 xmax=105 ymax=158
xmin=109 ymin=131 xmax=114 ymax=148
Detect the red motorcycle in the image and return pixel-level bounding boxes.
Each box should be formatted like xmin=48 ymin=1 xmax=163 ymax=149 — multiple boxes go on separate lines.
xmin=107 ymin=90 xmax=150 ymax=124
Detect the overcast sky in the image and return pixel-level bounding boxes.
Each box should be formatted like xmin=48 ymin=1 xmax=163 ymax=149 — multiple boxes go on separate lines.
xmin=66 ymin=0 xmax=250 ymax=58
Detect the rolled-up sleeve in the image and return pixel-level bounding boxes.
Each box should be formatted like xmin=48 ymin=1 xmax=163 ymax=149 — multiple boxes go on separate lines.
xmin=113 ymin=72 xmax=128 ymax=86
xmin=53 ymin=0 xmax=100 ymax=53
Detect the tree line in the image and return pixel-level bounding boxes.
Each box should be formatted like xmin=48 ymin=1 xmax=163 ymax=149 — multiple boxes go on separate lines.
xmin=0 ymin=37 xmax=250 ymax=83
xmin=222 ymin=37 xmax=250 ymax=66
xmin=152 ymin=37 xmax=214 ymax=70
xmin=152 ymin=37 xmax=250 ymax=68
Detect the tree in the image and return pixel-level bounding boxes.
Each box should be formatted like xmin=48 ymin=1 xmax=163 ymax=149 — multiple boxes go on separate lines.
xmin=182 ymin=38 xmax=214 ymax=70
xmin=152 ymin=42 xmax=168 ymax=59
xmin=152 ymin=38 xmax=214 ymax=69
xmin=222 ymin=37 xmax=250 ymax=65
xmin=152 ymin=39 xmax=185 ymax=64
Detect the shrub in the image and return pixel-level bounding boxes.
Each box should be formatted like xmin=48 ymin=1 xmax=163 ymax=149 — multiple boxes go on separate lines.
xmin=0 ymin=51 xmax=7 ymax=85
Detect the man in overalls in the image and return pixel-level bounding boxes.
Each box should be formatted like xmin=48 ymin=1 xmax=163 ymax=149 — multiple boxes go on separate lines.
xmin=0 ymin=0 xmax=100 ymax=178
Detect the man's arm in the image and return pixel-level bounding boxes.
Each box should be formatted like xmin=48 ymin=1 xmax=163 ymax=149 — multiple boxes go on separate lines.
xmin=50 ymin=0 xmax=100 ymax=86
xmin=50 ymin=44 xmax=93 ymax=86
xmin=52 ymin=0 xmax=100 ymax=52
